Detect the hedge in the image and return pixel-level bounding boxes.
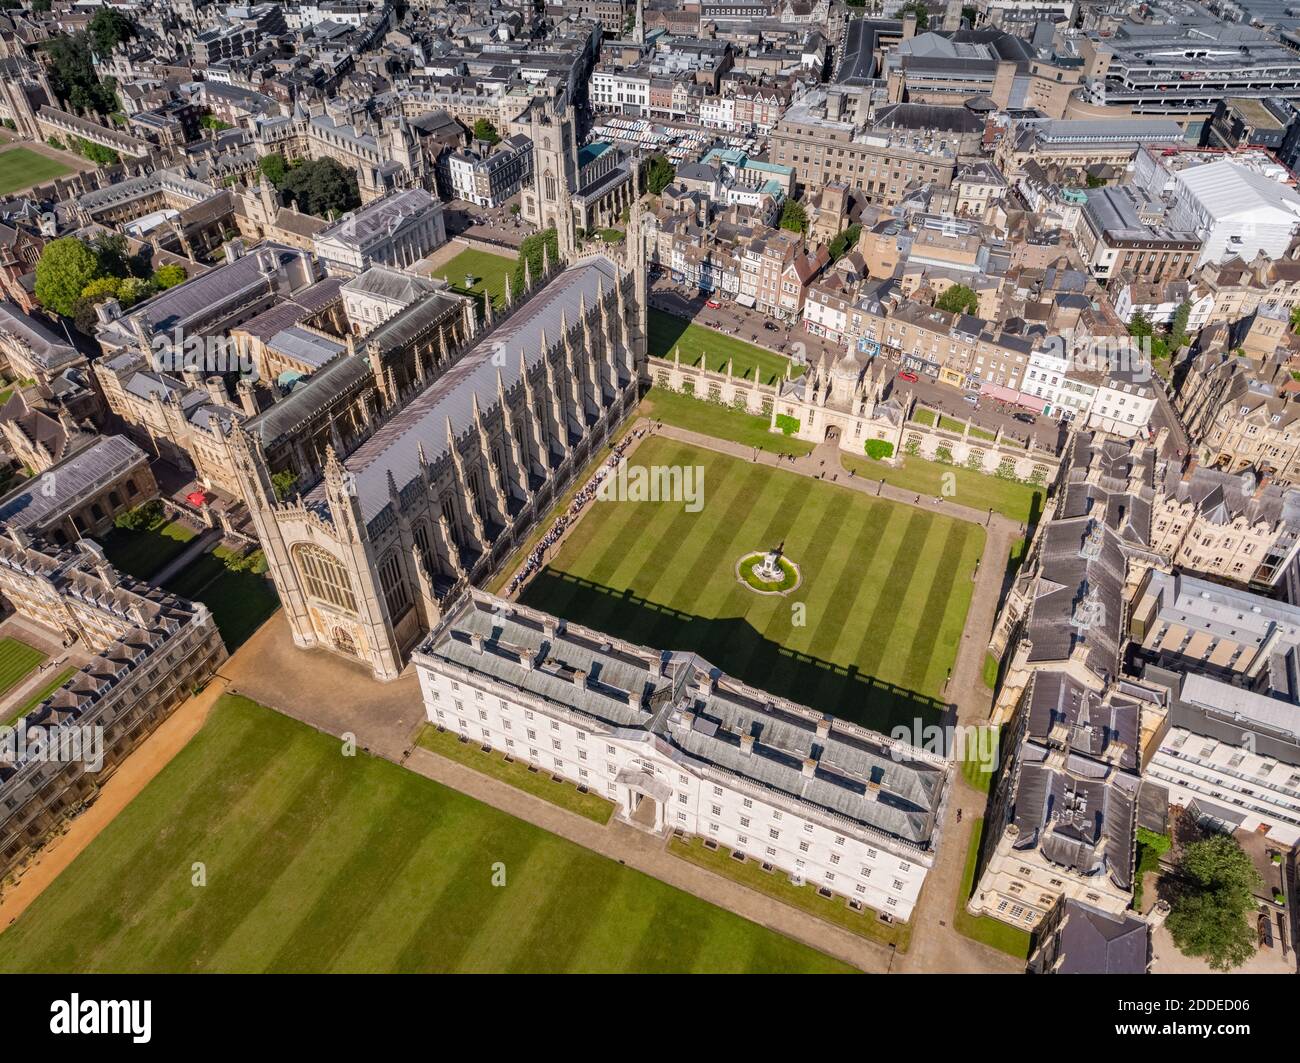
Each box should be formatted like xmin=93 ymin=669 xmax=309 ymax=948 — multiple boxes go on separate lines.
xmin=774 ymin=414 xmax=800 ymax=436
xmin=864 ymin=439 xmax=893 ymax=460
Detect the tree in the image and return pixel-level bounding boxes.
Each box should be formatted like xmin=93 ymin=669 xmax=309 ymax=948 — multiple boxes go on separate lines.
xmin=271 ymin=470 xmax=299 ymax=502
xmin=88 ymin=9 xmax=135 ymax=57
xmin=35 ymin=237 xmax=101 ymax=317
xmin=152 ymin=264 xmax=188 ymax=289
xmin=89 ymin=232 xmax=131 ymax=278
xmin=1169 ymin=300 xmax=1191 ymax=349
xmin=200 ymin=113 xmax=233 ymax=132
xmin=643 ymin=154 xmax=675 ymax=196
xmin=1290 ymin=305 xmax=1300 ymax=334
xmin=512 ymin=227 xmax=560 ymax=301
xmin=1128 ymin=310 xmax=1153 ymax=339
xmin=472 ymin=118 xmax=500 ymax=146
xmin=73 ymin=137 xmax=120 ymax=166
xmin=1166 ymin=833 xmax=1263 ymax=972
xmin=936 ymin=284 xmax=979 ymax=315
xmin=280 ymin=158 xmax=361 ymax=219
xmin=896 ymin=1 xmax=929 ymax=28
xmin=43 ymin=34 xmax=118 ymax=115
xmin=778 ymin=198 xmax=808 ymax=235
xmin=828 ymin=223 xmax=862 ymax=263
xmin=258 ymin=152 xmax=290 ymax=188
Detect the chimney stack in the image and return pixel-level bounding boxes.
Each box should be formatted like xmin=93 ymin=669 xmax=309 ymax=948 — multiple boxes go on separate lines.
xmin=470 ymin=631 xmax=483 ymax=653
xmin=801 ymin=757 xmax=817 ymax=778
xmin=740 ymin=734 xmax=754 ymax=755
xmin=572 ymin=668 xmax=587 ymax=689
xmin=815 ymin=717 xmax=831 ymax=739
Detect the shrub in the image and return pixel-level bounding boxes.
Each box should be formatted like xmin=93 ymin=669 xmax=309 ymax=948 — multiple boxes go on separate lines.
xmin=774 ymin=413 xmax=800 ymax=436
xmin=966 ymin=451 xmax=984 ymax=470
xmin=864 ymin=439 xmax=893 ymax=460
xmin=1029 ymin=465 xmax=1049 ymax=486
xmin=995 ymin=458 xmax=1018 ymax=481
xmin=934 ymin=445 xmax=953 ymax=465
xmin=904 ymin=435 xmax=921 ymax=456
xmin=114 ymin=498 xmax=164 ymax=531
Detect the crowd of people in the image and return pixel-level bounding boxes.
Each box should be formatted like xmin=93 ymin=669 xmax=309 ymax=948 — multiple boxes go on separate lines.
xmin=506 ymin=424 xmax=655 ymax=596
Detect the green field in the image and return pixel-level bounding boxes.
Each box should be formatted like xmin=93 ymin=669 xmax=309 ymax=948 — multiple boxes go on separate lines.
xmin=641 ymin=388 xmax=815 ymax=457
xmin=162 ymin=546 xmax=279 ymax=650
xmin=0 ymin=147 xmax=73 ymax=196
xmin=438 ymin=248 xmax=517 ymax=313
xmin=0 ymin=637 xmax=46 ymax=701
xmin=520 ymin=437 xmax=983 ymax=733
xmin=99 ymin=519 xmax=198 ymax=581
xmin=0 ymin=695 xmax=852 ymax=973
xmin=843 ymin=452 xmax=1045 ymax=526
xmin=952 ymin=818 xmax=1032 ymax=959
xmin=649 ymin=309 xmax=801 ymax=385
xmin=2 ymin=664 xmax=76 ymax=727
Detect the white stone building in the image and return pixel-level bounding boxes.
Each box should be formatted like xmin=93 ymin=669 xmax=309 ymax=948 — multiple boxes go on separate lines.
xmin=313 ymin=188 xmax=447 ymax=276
xmin=414 ymin=589 xmax=951 ymax=920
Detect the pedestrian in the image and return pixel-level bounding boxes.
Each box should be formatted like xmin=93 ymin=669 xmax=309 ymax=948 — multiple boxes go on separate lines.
xmin=956 ymin=808 xmax=963 ymax=824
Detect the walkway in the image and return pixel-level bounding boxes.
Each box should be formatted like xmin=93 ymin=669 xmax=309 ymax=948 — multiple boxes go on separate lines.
xmin=0 ymin=677 xmax=231 ymax=929
xmin=148 ymin=527 xmax=224 ymax=588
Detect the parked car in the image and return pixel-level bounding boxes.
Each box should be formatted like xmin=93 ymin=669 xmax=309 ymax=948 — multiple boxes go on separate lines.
xmin=1013 ymin=412 xmax=1036 ymax=425
xmin=962 ymin=392 xmax=979 ymax=405
xmin=763 ymin=320 xmax=779 ymax=331
xmin=705 ymin=298 xmax=722 ymax=309
xmin=898 ymin=370 xmax=919 ymax=383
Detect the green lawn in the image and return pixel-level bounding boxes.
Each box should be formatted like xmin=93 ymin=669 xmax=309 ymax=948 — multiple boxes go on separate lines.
xmin=843 ymin=452 xmax=1045 ymax=526
xmin=417 ymin=725 xmax=615 ymax=824
xmin=0 ymin=147 xmax=73 ymax=196
xmin=162 ymin=546 xmax=279 ymax=651
xmin=438 ymin=248 xmax=517 ymax=313
xmin=958 ymin=725 xmax=999 ymax=794
xmin=520 ymin=437 xmax=983 ymax=733
xmin=0 ymin=637 xmax=46 ymax=701
xmin=641 ymin=388 xmax=815 ymax=458
xmin=670 ymin=835 xmax=910 ymax=951
xmin=2 ymin=664 xmax=76 ymax=728
xmin=0 ymin=695 xmax=852 ymax=973
xmin=649 ymin=309 xmax=801 ymax=385
xmin=99 ymin=520 xmax=198 ymax=581
xmin=952 ymin=818 xmax=1032 ymax=959
xmin=911 ymin=408 xmax=997 ymax=443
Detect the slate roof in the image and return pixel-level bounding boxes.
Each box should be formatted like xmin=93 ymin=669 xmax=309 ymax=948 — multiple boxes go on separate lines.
xmin=0 ymin=435 xmax=147 ymax=530
xmin=420 ymin=591 xmax=948 ymax=848
xmin=0 ymin=302 xmax=81 ymax=373
xmin=305 ymin=255 xmax=621 ymax=527
xmin=1046 ymin=900 xmax=1149 ymax=974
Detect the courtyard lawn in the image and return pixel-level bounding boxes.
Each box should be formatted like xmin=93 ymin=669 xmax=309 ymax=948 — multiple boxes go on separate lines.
xmin=842 ymin=452 xmax=1045 ymax=526
xmin=641 ymin=388 xmax=814 ymax=458
xmin=99 ymin=519 xmax=198 ymax=581
xmin=520 ymin=437 xmax=984 ymax=733
xmin=649 ymin=309 xmax=802 ymax=386
xmin=438 ymin=247 xmax=517 ymax=314
xmin=417 ymin=724 xmax=615 ymax=824
xmin=952 ymin=818 xmax=1032 ymax=959
xmin=911 ymin=408 xmax=997 ymax=443
xmin=0 ymin=695 xmax=852 ymax=974
xmin=162 ymin=546 xmax=279 ymax=651
xmin=0 ymin=147 xmax=73 ymax=196
xmin=0 ymin=637 xmax=46 ymax=700
xmin=2 ymin=665 xmax=77 ymax=728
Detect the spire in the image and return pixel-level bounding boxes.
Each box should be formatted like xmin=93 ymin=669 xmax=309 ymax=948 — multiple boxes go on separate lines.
xmin=504 ymin=270 xmax=513 ymax=308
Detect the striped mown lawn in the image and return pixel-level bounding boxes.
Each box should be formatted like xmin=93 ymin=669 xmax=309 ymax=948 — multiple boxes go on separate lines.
xmin=0 ymin=147 xmax=73 ymax=196
xmin=520 ymin=438 xmax=983 ymax=733
xmin=2 ymin=664 xmax=76 ymax=728
xmin=0 ymin=695 xmax=852 ymax=974
xmin=0 ymin=637 xmax=46 ymax=700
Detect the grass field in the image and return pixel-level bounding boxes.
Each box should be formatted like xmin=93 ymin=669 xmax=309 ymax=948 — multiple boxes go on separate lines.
xmin=99 ymin=520 xmax=198 ymax=581
xmin=952 ymin=818 xmax=1032 ymax=959
xmin=438 ymin=248 xmax=517 ymax=313
xmin=0 ymin=147 xmax=73 ymax=196
xmin=649 ymin=309 xmax=801 ymax=385
xmin=162 ymin=546 xmax=279 ymax=650
xmin=641 ymin=388 xmax=815 ymax=457
xmin=0 ymin=695 xmax=852 ymax=973
xmin=842 ymin=452 xmax=1045 ymax=526
xmin=520 ymin=437 xmax=983 ymax=733
xmin=0 ymin=637 xmax=46 ymax=701
xmin=2 ymin=665 xmax=76 ymax=728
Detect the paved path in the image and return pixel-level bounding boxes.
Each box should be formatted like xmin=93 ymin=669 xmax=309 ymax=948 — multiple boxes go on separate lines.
xmin=148 ymin=527 xmax=223 ymax=588
xmin=0 ymin=678 xmax=230 ymax=928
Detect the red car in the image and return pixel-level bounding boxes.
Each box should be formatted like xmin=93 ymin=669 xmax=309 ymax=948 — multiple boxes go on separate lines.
xmin=898 ymin=370 xmax=919 ymax=383
xmin=705 ymin=298 xmax=722 ymax=309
